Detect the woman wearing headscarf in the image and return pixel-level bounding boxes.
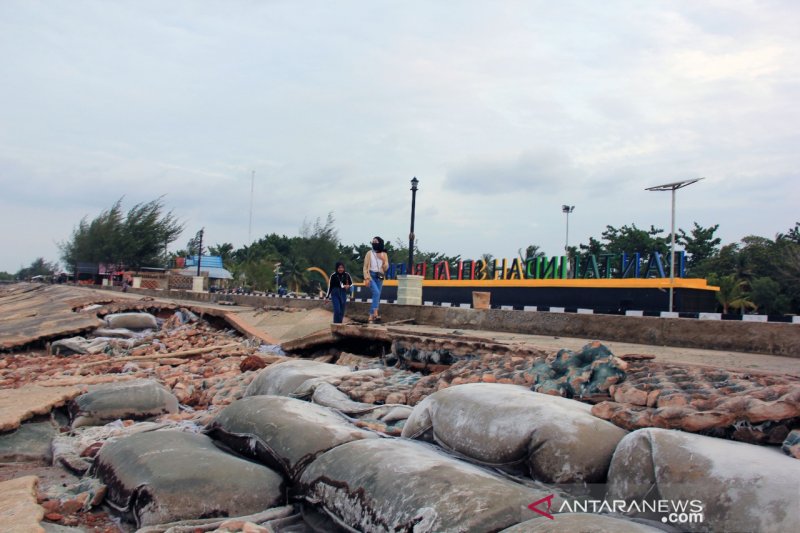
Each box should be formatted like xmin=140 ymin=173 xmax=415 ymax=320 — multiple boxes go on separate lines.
xmin=326 ymin=261 xmax=353 ymax=324
xmin=362 ymin=236 xmax=389 ymax=323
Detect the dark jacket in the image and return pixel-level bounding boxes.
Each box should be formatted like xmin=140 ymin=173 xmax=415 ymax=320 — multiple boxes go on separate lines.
xmin=326 ymin=271 xmax=353 ymax=298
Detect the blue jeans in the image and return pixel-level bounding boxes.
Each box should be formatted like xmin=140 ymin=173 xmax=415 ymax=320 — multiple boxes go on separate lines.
xmin=331 ymin=288 xmax=347 ymax=323
xmin=369 ymin=271 xmax=383 ymax=315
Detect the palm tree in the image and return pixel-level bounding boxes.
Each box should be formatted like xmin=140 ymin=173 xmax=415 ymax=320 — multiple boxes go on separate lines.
xmin=280 ymin=255 xmax=308 ymax=293
xmin=711 ymin=274 xmax=756 ymax=314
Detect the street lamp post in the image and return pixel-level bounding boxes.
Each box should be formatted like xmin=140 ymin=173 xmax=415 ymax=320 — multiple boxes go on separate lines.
xmin=562 ymin=205 xmax=574 ymax=277
xmin=195 ymin=228 xmax=204 ymax=277
xmin=645 ymin=178 xmax=704 ymax=313
xmin=408 ymin=177 xmax=419 ymax=274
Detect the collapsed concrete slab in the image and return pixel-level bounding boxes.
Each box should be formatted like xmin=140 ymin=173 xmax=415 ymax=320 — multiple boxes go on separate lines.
xmin=0 ymin=285 xmax=103 ymax=351
xmin=0 ymin=476 xmax=45 ymax=533
xmin=0 ymin=385 xmax=82 ymax=432
xmin=402 ymin=383 xmax=628 ymax=483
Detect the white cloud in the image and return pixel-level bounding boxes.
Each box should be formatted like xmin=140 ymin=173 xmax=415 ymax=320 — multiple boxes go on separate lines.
xmin=0 ymin=0 xmax=798 ymax=272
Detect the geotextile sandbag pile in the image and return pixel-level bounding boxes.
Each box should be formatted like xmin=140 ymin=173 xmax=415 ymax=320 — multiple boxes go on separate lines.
xmin=592 ymin=362 xmax=800 ymax=444
xmin=298 ymin=438 xmax=560 ymax=532
xmin=402 ymin=383 xmax=628 ymax=483
xmin=205 ymin=395 xmax=378 ymax=481
xmin=244 ymin=359 xmax=352 ymax=397
xmin=606 ymin=427 xmax=800 ymax=533
xmin=68 ymin=380 xmax=178 ymax=428
xmin=103 ymin=312 xmax=158 ymax=330
xmin=92 ymin=430 xmax=285 ymax=527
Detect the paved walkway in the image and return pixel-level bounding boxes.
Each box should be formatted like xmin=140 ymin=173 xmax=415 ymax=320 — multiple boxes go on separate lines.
xmin=74 ymin=286 xmax=800 ymax=376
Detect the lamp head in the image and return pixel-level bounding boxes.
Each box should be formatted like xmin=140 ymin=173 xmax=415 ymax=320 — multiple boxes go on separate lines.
xmin=410 ymin=177 xmax=419 ymax=190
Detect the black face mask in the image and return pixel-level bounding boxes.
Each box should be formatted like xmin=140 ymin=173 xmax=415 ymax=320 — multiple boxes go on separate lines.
xmin=372 ymin=243 xmax=381 ymax=251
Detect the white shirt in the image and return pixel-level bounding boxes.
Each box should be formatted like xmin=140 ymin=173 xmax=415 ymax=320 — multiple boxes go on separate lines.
xmin=369 ymin=250 xmax=383 ymax=272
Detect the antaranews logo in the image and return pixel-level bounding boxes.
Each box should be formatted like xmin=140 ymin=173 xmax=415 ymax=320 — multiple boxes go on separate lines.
xmin=528 ymin=494 xmax=705 ymax=526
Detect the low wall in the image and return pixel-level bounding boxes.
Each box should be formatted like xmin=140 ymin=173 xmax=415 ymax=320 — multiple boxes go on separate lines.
xmin=115 ymin=287 xmax=800 ymax=357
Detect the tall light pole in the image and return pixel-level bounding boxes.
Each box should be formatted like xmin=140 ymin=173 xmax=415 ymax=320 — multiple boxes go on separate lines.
xmin=408 ymin=177 xmax=419 ymax=274
xmin=562 ymin=205 xmax=574 ymax=277
xmin=195 ymin=228 xmax=204 ymax=277
xmin=248 ymin=170 xmax=255 ymax=244
xmin=646 ymin=178 xmax=704 ymax=313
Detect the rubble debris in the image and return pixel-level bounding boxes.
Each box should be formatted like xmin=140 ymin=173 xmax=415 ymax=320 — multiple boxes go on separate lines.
xmin=403 ymin=383 xmax=628 ymax=483
xmin=500 ymin=513 xmax=668 ymax=532
xmin=0 ymin=385 xmax=82 ymax=432
xmin=206 ymin=396 xmax=378 ymax=482
xmin=0 ymin=475 xmax=45 ymax=533
xmin=92 ymin=430 xmax=285 ymax=527
xmin=244 ymin=359 xmax=351 ymax=397
xmin=68 ymin=379 xmax=179 ymax=429
xmin=298 ymin=438 xmax=563 ymax=532
xmin=592 ymin=362 xmax=800 ymax=443
xmin=38 ymin=476 xmax=107 ymax=515
xmin=606 ymin=427 xmax=800 ymax=533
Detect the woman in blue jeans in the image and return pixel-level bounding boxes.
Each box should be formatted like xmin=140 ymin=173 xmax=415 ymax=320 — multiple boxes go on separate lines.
xmin=362 ymin=236 xmax=389 ymax=323
xmin=326 ymin=262 xmax=353 ymax=324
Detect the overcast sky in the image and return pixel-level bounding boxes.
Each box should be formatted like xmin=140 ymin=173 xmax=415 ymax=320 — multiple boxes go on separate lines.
xmin=1 ymin=1 xmax=798 ymax=273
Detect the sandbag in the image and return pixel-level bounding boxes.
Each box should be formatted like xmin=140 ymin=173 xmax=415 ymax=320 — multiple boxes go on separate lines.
xmin=104 ymin=312 xmax=158 ymax=330
xmin=243 ymin=359 xmax=351 ymax=397
xmin=69 ymin=380 xmax=178 ymax=428
xmin=205 ymin=395 xmax=378 ymax=481
xmin=606 ymin=428 xmax=800 ymax=533
xmin=500 ymin=513 xmax=669 ymax=532
xmin=402 ymin=383 xmax=627 ymax=483
xmin=298 ymin=438 xmax=560 ymax=532
xmin=93 ymin=430 xmax=285 ymax=527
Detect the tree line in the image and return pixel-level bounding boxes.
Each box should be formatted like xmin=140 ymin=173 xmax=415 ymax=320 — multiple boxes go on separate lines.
xmin=5 ymin=197 xmax=798 ymax=315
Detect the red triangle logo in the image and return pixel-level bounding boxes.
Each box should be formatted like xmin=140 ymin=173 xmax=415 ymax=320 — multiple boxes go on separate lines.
xmin=528 ymin=494 xmax=555 ymax=520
